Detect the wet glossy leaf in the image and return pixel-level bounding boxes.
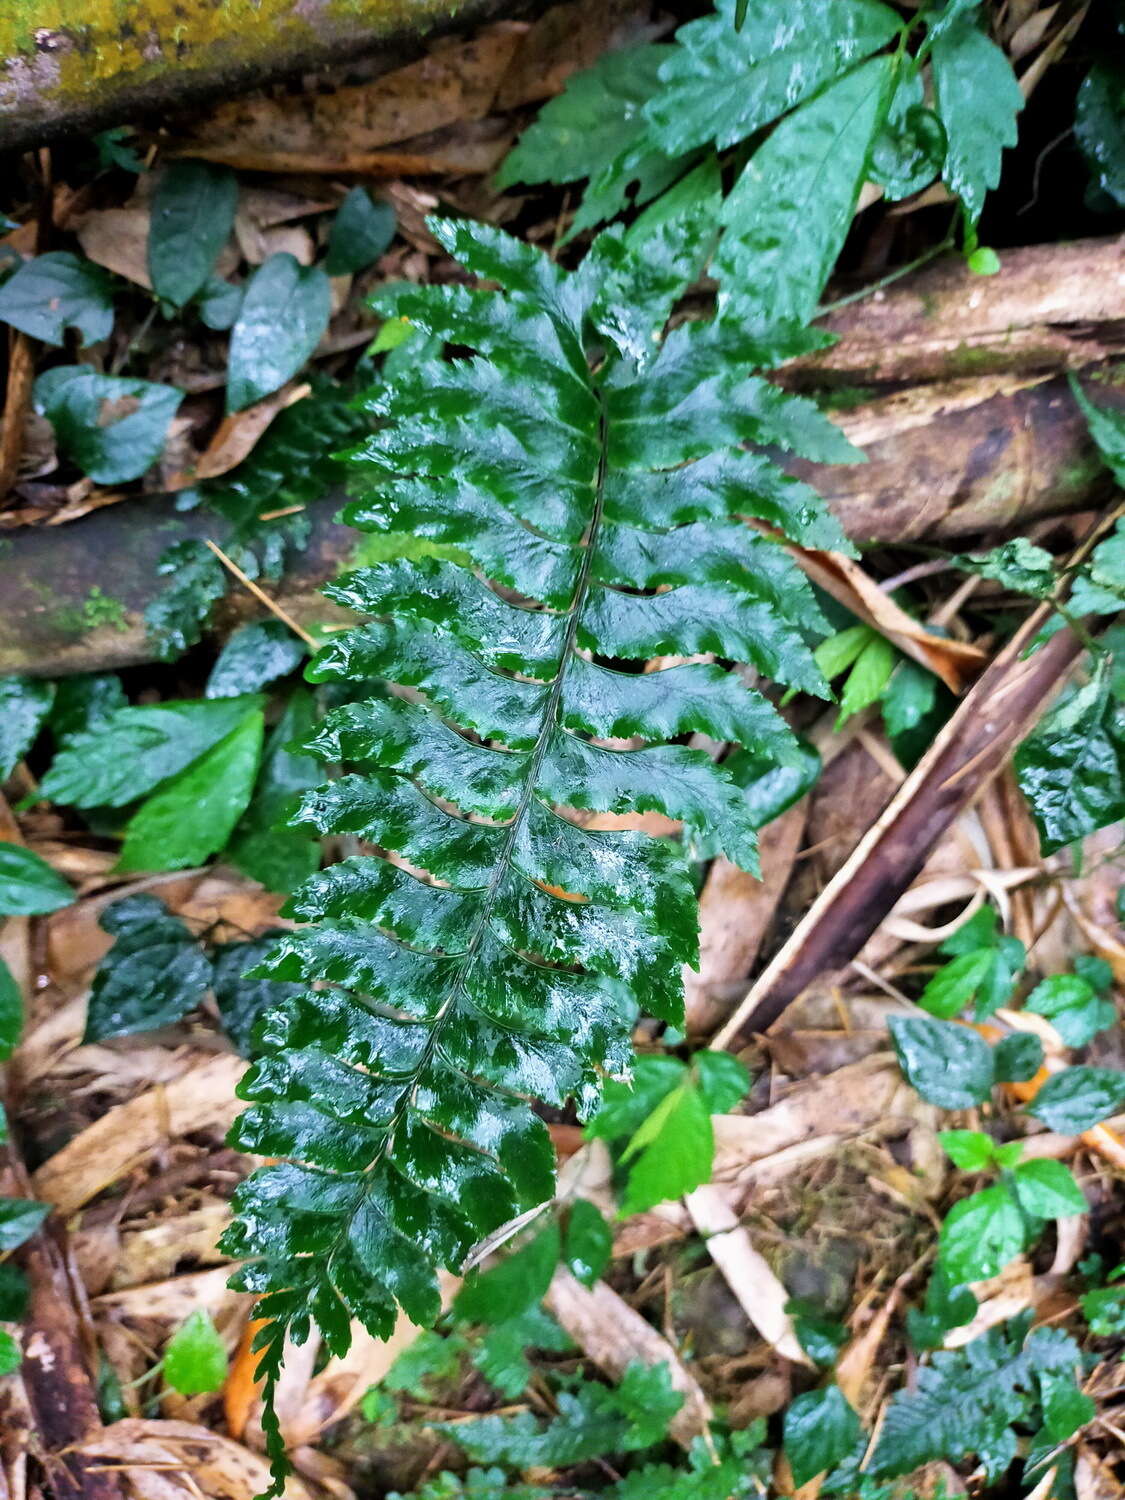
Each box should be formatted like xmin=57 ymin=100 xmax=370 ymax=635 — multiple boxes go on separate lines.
xmin=326 ymin=188 xmax=395 ymax=275
xmin=227 ymin=688 xmax=322 ymax=894
xmin=716 ymin=58 xmax=893 ymax=326
xmin=164 ymin=1308 xmax=229 ymax=1394
xmin=1010 ymin=1159 xmax=1086 ymax=1221
xmin=890 ymin=1014 xmax=994 ymax=1109
xmin=49 ymin=674 xmax=126 ymax=742
xmin=496 ymin=46 xmax=678 ymax=238
xmin=0 ymin=843 xmax=74 ymax=916
xmin=197 ymin=274 xmax=244 ymax=330
xmin=211 ymin=933 xmax=303 ymax=1058
xmin=1076 ymin=62 xmax=1125 ymax=208
xmin=1015 ymin=669 xmax=1125 ymax=854
xmin=34 ymin=367 xmax=182 ymax=484
xmin=117 ymin=707 xmax=264 ymax=872
xmin=0 ymin=956 xmax=21 ymax=1061
xmin=1028 ymin=1066 xmax=1125 ymax=1133
xmin=992 ymin=1031 xmax=1044 ymax=1083
xmin=148 ymin=160 xmax=238 ymax=306
xmin=951 ymin=538 xmax=1056 ymax=598
xmin=0 ymin=251 xmax=114 ymax=345
xmin=938 ymin=1184 xmax=1025 ymax=1284
xmin=84 ymin=894 xmax=211 ymax=1042
xmin=227 ymin=254 xmax=331 ymax=412
xmin=143 ymin=539 xmax=229 ymax=662
xmin=0 ymin=1197 xmax=49 ymax=1251
xmin=931 ymin=16 xmax=1022 ymax=223
xmin=647 ymin=0 xmax=900 ymax=155
xmin=0 ymin=675 xmax=54 ymax=779
xmin=563 ymin=1200 xmax=611 ymax=1287
xmin=784 ymin=1385 xmax=863 ymax=1487
xmin=41 ymin=694 xmax=262 ymax=808
xmin=455 ymin=1223 xmax=560 ymax=1323
xmin=870 ymin=71 xmax=947 ymax=200
xmin=205 ymin=621 xmax=307 ymax=698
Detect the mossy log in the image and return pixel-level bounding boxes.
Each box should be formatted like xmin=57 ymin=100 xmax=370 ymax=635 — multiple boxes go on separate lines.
xmin=0 ymin=0 xmax=528 ymax=151
xmin=1 ymin=364 xmax=1120 ymax=678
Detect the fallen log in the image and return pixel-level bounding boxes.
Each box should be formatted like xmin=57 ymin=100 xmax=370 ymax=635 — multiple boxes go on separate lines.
xmin=1 ymin=364 xmax=1120 ymax=677
xmin=0 ymin=0 xmax=536 ymax=152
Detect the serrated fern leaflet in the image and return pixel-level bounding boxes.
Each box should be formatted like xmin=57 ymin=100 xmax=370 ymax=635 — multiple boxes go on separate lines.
xmin=220 ymin=218 xmax=854 ymax=1489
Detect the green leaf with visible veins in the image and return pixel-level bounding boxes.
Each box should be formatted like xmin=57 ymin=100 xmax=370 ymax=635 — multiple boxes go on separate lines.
xmin=716 ymin=57 xmax=894 ymax=327
xmin=1016 ymin=667 xmax=1125 ymax=854
xmin=0 ymin=957 xmax=22 ymax=1061
xmin=872 ymin=1321 xmax=1088 ymax=1479
xmin=219 ymin=218 xmax=851 ymax=1496
xmin=889 ymin=1014 xmax=994 ymax=1109
xmin=931 ymin=15 xmax=1023 ymax=224
xmin=646 ymin=0 xmax=900 ymax=155
xmin=784 ymin=1385 xmax=863 ymax=1487
xmin=84 ymin=894 xmax=211 ymax=1043
xmin=227 ymin=254 xmax=331 ymax=412
xmin=227 ymin=688 xmax=321 ymax=895
xmin=40 ymin=695 xmax=263 ymax=808
xmin=1076 ymin=63 xmax=1125 ymax=208
xmin=0 ymin=252 xmax=114 ymax=345
xmin=0 ymin=843 xmax=74 ymax=917
xmin=118 ymin=708 xmax=264 ymax=872
xmin=496 ymin=46 xmax=679 ymax=239
xmin=148 ymin=161 xmax=238 ymax=307
xmin=0 ymin=676 xmax=55 ymax=779
xmin=1028 ymin=1066 xmax=1125 ymax=1133
xmin=34 ymin=367 xmax=183 ymax=485
xmin=938 ymin=1184 xmax=1025 ymax=1284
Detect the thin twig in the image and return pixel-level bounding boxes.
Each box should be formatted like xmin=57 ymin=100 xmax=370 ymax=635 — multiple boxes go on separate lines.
xmin=202 ymin=538 xmax=319 ymax=649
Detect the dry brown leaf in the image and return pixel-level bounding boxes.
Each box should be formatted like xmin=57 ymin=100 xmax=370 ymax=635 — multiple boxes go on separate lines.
xmin=684 ymin=803 xmax=807 ymax=1034
xmin=177 ymin=26 xmax=526 ymax=166
xmin=782 ymin=544 xmax=986 ymax=693
xmin=76 ymin=1420 xmax=313 ymax=1500
xmin=109 ymin=1200 xmax=233 ymax=1290
xmin=684 ymin=1185 xmax=812 ymax=1365
xmin=32 ymin=1053 xmax=248 ymax=1215
xmin=166 ymin=382 xmax=310 ymax=489
xmin=544 ymin=1267 xmax=712 ymax=1447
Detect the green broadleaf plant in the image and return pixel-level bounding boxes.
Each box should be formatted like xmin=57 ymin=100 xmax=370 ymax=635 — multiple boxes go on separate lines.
xmin=218 ymin=215 xmax=853 ymax=1491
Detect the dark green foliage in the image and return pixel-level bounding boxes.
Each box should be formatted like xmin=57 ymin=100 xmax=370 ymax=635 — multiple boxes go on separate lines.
xmin=144 ymin=540 xmax=229 ymax=662
xmin=49 ymin=674 xmax=127 ymax=742
xmin=918 ymin=905 xmax=1024 ymax=1019
xmin=905 ymin=1263 xmax=976 ymax=1351
xmin=563 ymin=1199 xmax=611 ymax=1287
xmin=930 ymin=15 xmax=1023 ymax=226
xmin=1076 ymin=62 xmax=1125 ymax=208
xmin=205 ymin=622 xmax=307 ymax=699
xmin=454 ymin=1223 xmax=560 ymax=1324
xmin=871 ymin=1321 xmax=1090 ymax=1479
xmin=211 ymin=934 xmax=304 ymax=1058
xmin=1016 ymin=667 xmax=1125 ymax=855
xmin=888 ymin=1013 xmax=994 ymax=1109
xmin=0 ymin=1198 xmax=49 ymax=1251
xmin=784 ymin=1385 xmax=862 ymax=1487
xmin=84 ymin=895 xmax=212 ymax=1043
xmin=1024 ymin=970 xmax=1116 ymax=1047
xmin=227 ymin=254 xmax=331 ymax=412
xmin=495 ymin=46 xmax=681 ymax=240
xmin=0 ymin=843 xmax=74 ymax=917
xmin=646 ymin=0 xmax=899 ymax=155
xmin=221 ymin=217 xmax=846 ymax=1490
xmin=227 ymin=688 xmax=322 ymax=894
xmin=1027 ymin=1066 xmax=1125 ymax=1133
xmin=433 ymin=1362 xmax=683 ymax=1465
xmin=0 ymin=957 xmax=22 ymax=1061
xmin=0 ymin=251 xmax=114 ymax=345
xmin=326 ymin=188 xmax=396 ymax=275
xmin=34 ymin=367 xmax=182 ymax=484
xmin=148 ymin=162 xmax=238 ymax=307
xmin=0 ymin=676 xmax=55 ymax=779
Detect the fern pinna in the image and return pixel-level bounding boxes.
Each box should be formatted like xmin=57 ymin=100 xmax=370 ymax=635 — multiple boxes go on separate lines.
xmin=220 ymin=218 xmax=856 ymax=1481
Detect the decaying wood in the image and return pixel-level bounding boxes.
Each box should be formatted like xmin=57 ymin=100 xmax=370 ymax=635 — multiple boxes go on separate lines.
xmin=0 ymin=0 xmax=542 ymax=152
xmin=712 ymin=613 xmax=1086 ymax=1051
xmin=2 ymin=361 xmax=1119 ymax=677
xmin=801 ymin=234 xmax=1125 ymax=384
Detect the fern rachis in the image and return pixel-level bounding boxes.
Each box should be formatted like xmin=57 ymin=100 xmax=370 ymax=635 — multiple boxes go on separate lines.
xmin=220 ymin=217 xmax=857 ymax=1487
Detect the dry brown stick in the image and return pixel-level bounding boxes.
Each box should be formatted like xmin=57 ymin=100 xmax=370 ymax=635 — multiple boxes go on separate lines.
xmin=0 ymin=331 xmax=34 ymax=500
xmin=711 ymin=615 xmax=1084 ymax=1052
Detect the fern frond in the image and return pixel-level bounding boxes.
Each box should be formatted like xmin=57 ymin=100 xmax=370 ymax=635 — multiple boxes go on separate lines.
xmin=221 ymin=218 xmax=854 ymax=1490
